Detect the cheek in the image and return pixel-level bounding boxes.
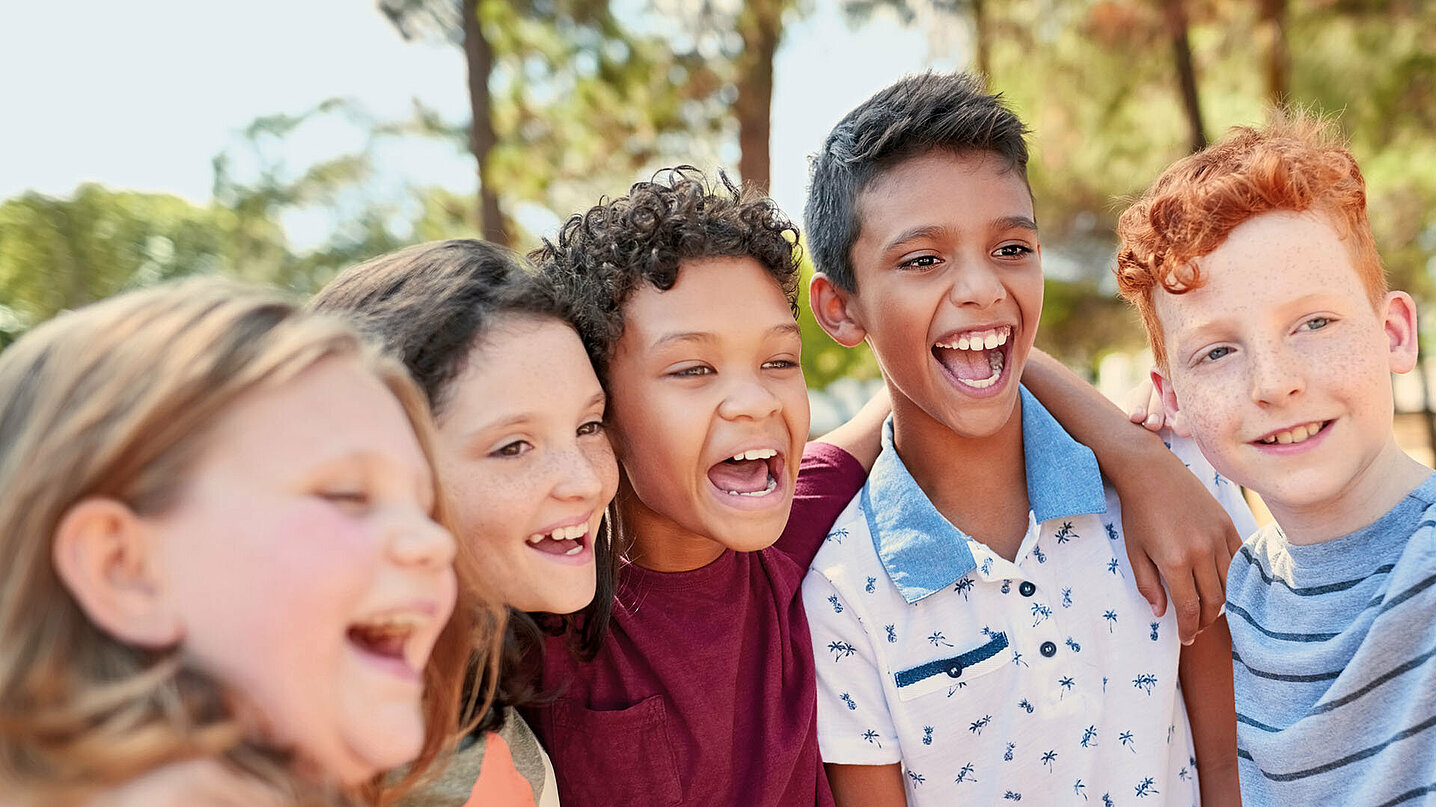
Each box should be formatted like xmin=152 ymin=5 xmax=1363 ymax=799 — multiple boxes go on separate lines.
xmin=585 ymin=440 xmax=621 ymax=503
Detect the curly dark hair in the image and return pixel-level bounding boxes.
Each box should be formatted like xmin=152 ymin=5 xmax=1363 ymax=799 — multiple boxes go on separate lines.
xmin=529 ymin=167 xmax=803 ymax=382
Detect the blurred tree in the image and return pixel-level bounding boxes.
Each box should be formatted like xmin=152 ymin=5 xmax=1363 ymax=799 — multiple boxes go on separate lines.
xmin=378 ymin=0 xmax=730 ymax=240
xmin=0 ymin=185 xmax=237 ymax=342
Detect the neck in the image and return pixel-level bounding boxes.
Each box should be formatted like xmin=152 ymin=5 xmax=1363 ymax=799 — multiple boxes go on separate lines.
xmin=618 ymin=485 xmax=727 ymax=572
xmin=891 ymin=391 xmax=1030 ymax=561
xmin=1271 ymin=441 xmax=1430 ymax=545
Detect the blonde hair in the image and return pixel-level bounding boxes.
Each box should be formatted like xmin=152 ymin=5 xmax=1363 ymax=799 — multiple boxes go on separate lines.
xmin=0 ymin=280 xmax=503 ymax=805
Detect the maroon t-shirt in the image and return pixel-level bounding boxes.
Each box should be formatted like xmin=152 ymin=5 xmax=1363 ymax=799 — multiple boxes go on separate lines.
xmin=525 ymin=442 xmax=864 ymax=806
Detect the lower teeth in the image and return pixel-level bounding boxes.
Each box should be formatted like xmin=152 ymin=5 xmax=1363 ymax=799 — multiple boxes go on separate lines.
xmin=726 ymin=476 xmax=777 ymax=497
xmin=959 ymin=350 xmax=1005 ymax=389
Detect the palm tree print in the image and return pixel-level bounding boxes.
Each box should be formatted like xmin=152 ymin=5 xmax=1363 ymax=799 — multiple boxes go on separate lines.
xmin=1074 ymin=780 xmax=1088 ymax=800
xmin=1055 ymin=521 xmax=1077 ymax=543
xmin=865 ymin=576 xmax=876 ymax=593
xmin=1103 ymin=610 xmax=1118 ymax=632
xmin=1061 ymin=587 xmax=1073 ymax=608
xmin=827 ymin=640 xmax=857 ymax=661
xmin=921 ymin=725 xmax=933 ymax=745
xmin=884 ymin=624 xmax=896 ymax=643
xmin=1135 ymin=777 xmax=1159 ymax=797
xmin=1105 ymin=522 xmax=1118 ymax=541
xmin=1032 ymin=544 xmax=1047 ymax=564
xmin=1031 ymin=602 xmax=1053 ymax=626
xmin=862 ymin=729 xmax=881 ymax=748
xmin=1011 ymin=650 xmax=1029 ymax=668
xmin=1178 ymin=766 xmax=1190 ymax=782
xmin=1066 ymin=636 xmax=1082 ymax=653
xmin=840 ymin=692 xmax=856 ymax=710
xmin=1080 ymin=725 xmax=1098 ymax=747
xmin=825 ymin=527 xmax=848 ymax=543
xmin=954 ymin=576 xmax=975 ymax=600
xmin=1133 ymin=673 xmax=1158 ymax=695
xmin=927 ymin=630 xmax=953 ymax=647
xmin=968 ymin=714 xmax=992 ymax=734
xmin=1041 ymin=749 xmax=1058 ymax=770
xmin=1149 ymin=621 xmax=1160 ymax=641
xmin=1119 ymin=731 xmax=1135 ymax=752
xmin=1214 ymin=471 xmax=1227 ymax=487
xmin=1018 ymin=698 xmax=1034 ymax=714
xmin=1107 ymin=558 xmax=1122 ymax=576
xmin=1003 ymin=791 xmax=1023 ymax=801
xmin=827 ymin=594 xmax=844 ymax=613
xmin=955 ymin=763 xmax=977 ymax=783
xmin=1004 ymin=742 xmax=1016 ymax=761
xmin=1058 ymin=676 xmax=1075 ymax=698
xmin=907 ymin=771 xmax=925 ymax=786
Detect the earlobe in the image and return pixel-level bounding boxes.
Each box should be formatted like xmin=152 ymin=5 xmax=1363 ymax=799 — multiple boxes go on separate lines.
xmin=52 ymin=498 xmax=183 ymax=649
xmin=1382 ymin=290 xmax=1419 ymax=374
xmin=809 ymin=273 xmax=867 ymax=348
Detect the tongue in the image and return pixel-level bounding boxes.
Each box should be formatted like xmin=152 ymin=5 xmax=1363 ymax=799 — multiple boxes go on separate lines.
xmin=708 ymin=458 xmax=770 ymax=494
xmin=349 ymin=628 xmax=405 ymax=659
xmin=529 ymin=536 xmax=579 ymax=556
xmin=937 ymin=347 xmax=998 ymax=381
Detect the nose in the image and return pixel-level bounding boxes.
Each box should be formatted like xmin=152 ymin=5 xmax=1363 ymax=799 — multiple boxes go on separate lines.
xmin=1248 ymin=344 xmax=1305 ymax=405
xmin=717 ymin=374 xmax=783 ymax=422
xmin=948 ymin=259 xmax=1006 ymax=310
xmin=389 ymin=510 xmax=457 ymax=570
xmin=550 ymin=441 xmax=608 ymax=502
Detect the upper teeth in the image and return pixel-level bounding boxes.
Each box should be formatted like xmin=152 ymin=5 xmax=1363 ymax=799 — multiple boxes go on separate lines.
xmin=936 ymin=327 xmax=1010 ymax=352
xmin=731 ymin=448 xmax=777 ymax=462
xmin=353 ymin=613 xmax=422 ymax=633
xmin=1260 ymin=422 xmax=1323 ymax=445
xmin=527 ymin=524 xmax=587 ymax=544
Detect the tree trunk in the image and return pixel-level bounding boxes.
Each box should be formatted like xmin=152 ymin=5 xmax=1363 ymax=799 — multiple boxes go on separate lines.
xmin=1258 ymin=0 xmax=1290 ymax=107
xmin=735 ymin=0 xmax=784 ymax=192
xmin=1160 ymin=0 xmax=1206 ymax=153
xmin=972 ymin=0 xmax=991 ymax=84
xmin=463 ymin=0 xmax=507 ymax=246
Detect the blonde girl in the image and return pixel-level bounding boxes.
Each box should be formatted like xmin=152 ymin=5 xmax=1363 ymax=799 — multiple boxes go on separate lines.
xmin=0 ymin=280 xmax=503 ymax=806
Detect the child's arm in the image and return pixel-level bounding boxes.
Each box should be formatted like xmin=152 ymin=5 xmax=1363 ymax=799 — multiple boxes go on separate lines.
xmin=1022 ymin=349 xmax=1242 ymax=645
xmin=1178 ymin=616 xmax=1241 ymax=807
xmin=826 ymin=763 xmax=907 ymax=807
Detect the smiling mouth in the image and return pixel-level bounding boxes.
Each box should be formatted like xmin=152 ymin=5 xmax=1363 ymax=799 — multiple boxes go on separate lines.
xmin=934 ymin=326 xmax=1011 ymax=390
xmin=347 ymin=613 xmax=423 ymax=673
xmin=525 ymin=523 xmax=588 ymax=557
xmin=1256 ymin=420 xmax=1329 ymax=446
xmin=708 ymin=448 xmax=781 ymax=497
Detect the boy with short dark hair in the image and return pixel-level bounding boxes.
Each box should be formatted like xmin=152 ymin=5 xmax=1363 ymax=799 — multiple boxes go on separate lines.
xmin=801 ymin=72 xmax=1247 ymax=806
xmin=1116 ymin=115 xmax=1436 ymax=807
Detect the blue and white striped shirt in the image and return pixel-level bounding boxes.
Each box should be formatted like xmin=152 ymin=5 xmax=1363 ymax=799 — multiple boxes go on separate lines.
xmin=1227 ymin=472 xmax=1436 ymax=807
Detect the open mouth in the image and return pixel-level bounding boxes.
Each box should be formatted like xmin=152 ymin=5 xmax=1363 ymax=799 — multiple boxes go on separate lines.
xmin=346 ymin=612 xmax=423 ymax=678
xmin=1255 ymin=420 xmax=1329 ymax=447
xmin=933 ymin=325 xmax=1011 ymax=390
xmin=707 ymin=448 xmax=783 ymax=498
xmin=525 ymin=523 xmax=588 ymax=557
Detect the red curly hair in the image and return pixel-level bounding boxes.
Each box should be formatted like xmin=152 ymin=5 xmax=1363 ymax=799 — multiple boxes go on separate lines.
xmin=1115 ymin=114 xmax=1386 ymax=368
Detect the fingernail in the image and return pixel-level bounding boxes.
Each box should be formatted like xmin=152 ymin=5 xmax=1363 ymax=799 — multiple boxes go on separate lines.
xmin=1145 ymin=413 xmax=1160 ymax=427
xmin=1182 ymin=637 xmax=1194 ymax=647
xmin=1151 ymin=603 xmax=1162 ymax=617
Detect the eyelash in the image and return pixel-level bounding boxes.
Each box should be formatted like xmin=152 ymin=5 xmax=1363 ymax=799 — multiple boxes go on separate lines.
xmin=494 ymin=440 xmax=532 ymax=458
xmin=578 ymin=420 xmax=604 ymax=437
xmin=319 ymin=490 xmax=370 ymax=511
xmin=994 ymin=244 xmax=1033 ymax=257
xmin=1301 ymin=316 xmax=1331 ymax=331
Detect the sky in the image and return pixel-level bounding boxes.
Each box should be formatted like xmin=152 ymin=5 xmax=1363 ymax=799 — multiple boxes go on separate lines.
xmin=0 ymin=1 xmax=959 ymax=245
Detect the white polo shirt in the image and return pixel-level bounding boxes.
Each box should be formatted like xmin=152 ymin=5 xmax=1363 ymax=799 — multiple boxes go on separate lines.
xmin=803 ymin=388 xmax=1255 ymax=807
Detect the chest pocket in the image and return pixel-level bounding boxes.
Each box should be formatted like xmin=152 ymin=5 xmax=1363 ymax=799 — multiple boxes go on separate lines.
xmin=547 ymin=695 xmax=683 ymax=807
xmin=894 ymin=632 xmax=1009 ymax=702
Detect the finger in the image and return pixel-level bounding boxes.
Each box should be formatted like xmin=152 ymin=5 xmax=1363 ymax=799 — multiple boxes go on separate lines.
xmin=1126 ymin=384 xmax=1150 ymax=423
xmin=1170 ymin=409 xmax=1192 ymax=439
xmin=1164 ymin=571 xmax=1201 ymax=646
xmin=1218 ymin=525 xmax=1241 ymax=585
xmin=1193 ymin=559 xmax=1227 ymax=634
xmin=1129 ymin=549 xmax=1167 ymax=619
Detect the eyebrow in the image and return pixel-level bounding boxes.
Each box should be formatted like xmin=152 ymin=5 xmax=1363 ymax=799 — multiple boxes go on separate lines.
xmin=650 ymin=323 xmax=802 ymax=351
xmin=880 ymin=216 xmax=1038 ymax=255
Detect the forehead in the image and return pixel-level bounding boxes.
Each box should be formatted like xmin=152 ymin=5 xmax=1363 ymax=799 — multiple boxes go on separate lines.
xmin=855 ymin=150 xmax=1034 ymax=241
xmin=619 ymin=256 xmax=796 ymax=347
xmin=444 ymin=315 xmax=599 ymax=415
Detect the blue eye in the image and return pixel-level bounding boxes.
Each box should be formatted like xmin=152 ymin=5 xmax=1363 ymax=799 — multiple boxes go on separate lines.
xmin=1301 ymin=317 xmax=1330 ymax=331
xmin=1204 ymin=346 xmax=1231 ymax=362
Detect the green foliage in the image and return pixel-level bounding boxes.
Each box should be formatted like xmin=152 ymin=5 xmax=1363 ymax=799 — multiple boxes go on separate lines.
xmin=795 ymin=254 xmax=880 ymax=388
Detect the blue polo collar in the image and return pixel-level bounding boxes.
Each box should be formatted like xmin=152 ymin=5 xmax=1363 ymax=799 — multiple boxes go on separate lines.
xmin=863 ymin=386 xmax=1108 ymax=604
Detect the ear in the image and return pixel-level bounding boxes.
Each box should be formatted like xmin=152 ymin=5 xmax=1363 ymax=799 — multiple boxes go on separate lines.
xmin=1150 ymin=367 xmax=1191 ymax=439
xmin=52 ymin=498 xmax=182 ymax=648
xmin=809 ymin=273 xmax=867 ymax=348
xmin=1382 ymin=290 xmax=1419 ymax=375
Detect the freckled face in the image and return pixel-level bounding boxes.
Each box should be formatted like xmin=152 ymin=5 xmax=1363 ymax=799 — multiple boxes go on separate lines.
xmin=1155 ymin=210 xmax=1411 ymax=523
xmin=845 ymin=150 xmax=1043 ymax=439
xmin=604 ymin=257 xmax=809 ymax=564
xmin=434 ymin=316 xmax=618 ymax=615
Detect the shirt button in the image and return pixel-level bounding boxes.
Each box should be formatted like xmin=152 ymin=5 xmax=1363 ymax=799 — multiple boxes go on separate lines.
xmin=1018 ymin=581 xmax=1037 ymax=597
xmin=946 ymin=663 xmax=963 ymax=678
xmin=1040 ymin=641 xmax=1057 ymax=658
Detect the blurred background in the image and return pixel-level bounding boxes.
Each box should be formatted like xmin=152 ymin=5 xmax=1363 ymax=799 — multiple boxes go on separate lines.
xmin=3 ymin=0 xmax=1435 ymax=454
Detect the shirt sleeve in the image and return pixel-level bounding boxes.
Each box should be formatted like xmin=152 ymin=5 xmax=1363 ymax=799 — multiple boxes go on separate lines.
xmin=801 ymin=568 xmax=902 ymax=765
xmin=1164 ymin=430 xmax=1260 ymax=539
xmin=775 ymin=441 xmax=869 ymax=567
